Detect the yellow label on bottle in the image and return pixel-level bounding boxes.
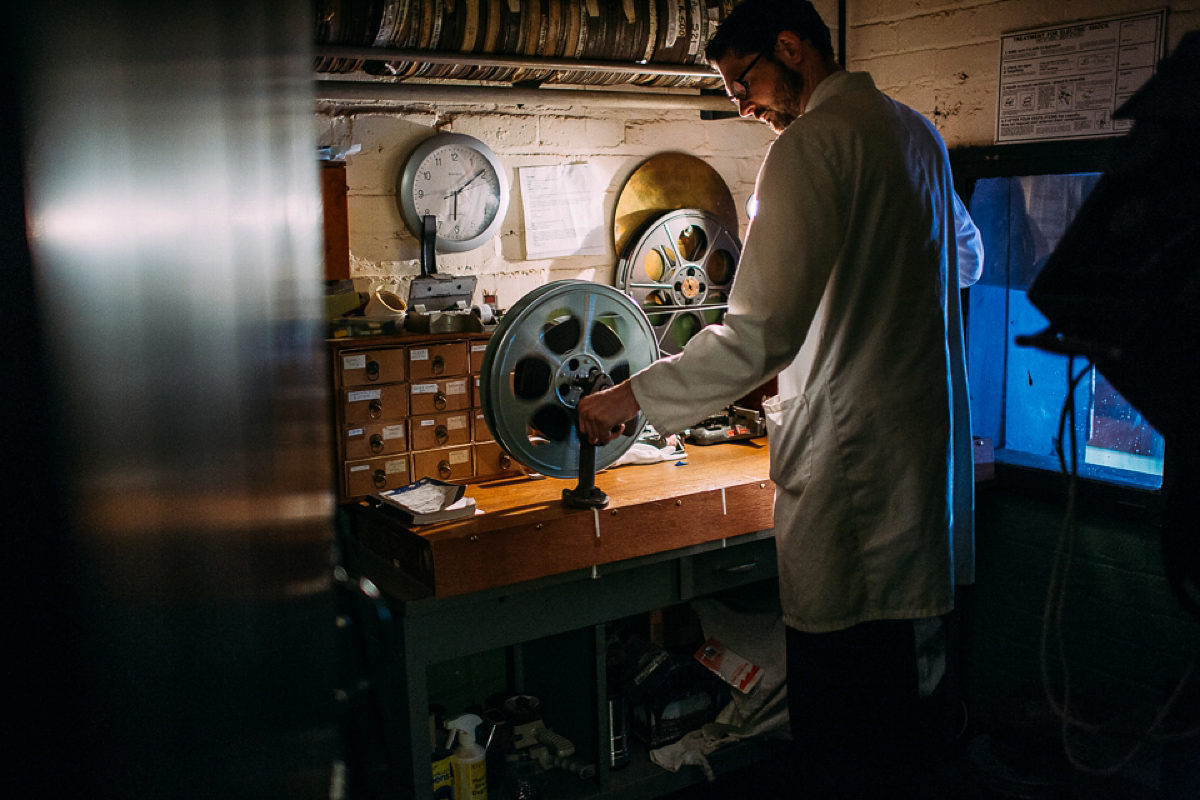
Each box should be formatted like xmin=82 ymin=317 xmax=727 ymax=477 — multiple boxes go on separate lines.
xmin=432 ymin=753 xmax=454 ymax=800
xmin=453 ymin=758 xmax=487 ymax=800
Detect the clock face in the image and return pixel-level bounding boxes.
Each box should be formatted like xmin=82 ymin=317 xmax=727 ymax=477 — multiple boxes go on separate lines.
xmin=398 ymin=133 xmax=510 ymax=254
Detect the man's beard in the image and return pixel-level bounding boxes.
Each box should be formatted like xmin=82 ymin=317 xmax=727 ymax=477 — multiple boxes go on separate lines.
xmin=764 ymin=64 xmax=806 ymax=133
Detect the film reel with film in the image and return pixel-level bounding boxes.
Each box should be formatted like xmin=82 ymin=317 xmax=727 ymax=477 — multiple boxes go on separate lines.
xmin=479 ymin=280 xmax=660 ymax=485
xmin=616 ymin=209 xmax=742 ymax=355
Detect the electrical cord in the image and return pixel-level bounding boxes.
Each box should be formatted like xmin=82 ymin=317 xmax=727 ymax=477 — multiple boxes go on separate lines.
xmin=1039 ymin=357 xmax=1200 ymax=777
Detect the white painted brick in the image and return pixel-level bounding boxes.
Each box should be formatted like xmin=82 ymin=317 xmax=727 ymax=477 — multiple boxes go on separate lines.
xmin=860 ymin=50 xmax=940 ymax=88
xmin=315 ymin=115 xmax=349 ymax=148
xmin=623 ymin=118 xmax=708 ymax=153
xmin=344 ymin=115 xmax=440 ymax=195
xmin=854 ymin=20 xmax=902 ymax=59
xmin=873 ymin=0 xmax=959 ymax=19
xmin=488 ymin=269 xmax=554 ymax=309
xmin=973 ymin=0 xmax=1061 ymax=36
xmin=894 ymin=10 xmax=978 ymax=52
xmin=703 ymin=118 xmax=775 ymax=154
xmin=449 ymin=114 xmax=538 ymax=150
xmin=538 ymin=116 xmax=625 ymax=150
xmin=932 ymin=42 xmax=999 ymax=85
xmin=347 ymin=194 xmax=403 ymax=238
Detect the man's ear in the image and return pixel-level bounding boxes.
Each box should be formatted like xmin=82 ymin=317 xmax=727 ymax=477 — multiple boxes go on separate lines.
xmin=774 ymin=30 xmax=807 ymax=70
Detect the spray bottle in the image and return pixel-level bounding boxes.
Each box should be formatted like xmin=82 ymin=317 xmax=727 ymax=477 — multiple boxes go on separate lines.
xmin=430 ymin=709 xmax=454 ymax=800
xmin=446 ymin=713 xmax=488 ymax=800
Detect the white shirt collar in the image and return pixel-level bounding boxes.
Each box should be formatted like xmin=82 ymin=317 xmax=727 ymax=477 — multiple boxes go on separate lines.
xmin=804 ymin=70 xmax=876 ymax=114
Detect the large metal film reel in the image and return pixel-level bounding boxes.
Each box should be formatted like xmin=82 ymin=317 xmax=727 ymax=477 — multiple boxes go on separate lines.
xmin=480 ymin=281 xmax=660 ymax=480
xmin=616 ymin=209 xmax=741 ymax=355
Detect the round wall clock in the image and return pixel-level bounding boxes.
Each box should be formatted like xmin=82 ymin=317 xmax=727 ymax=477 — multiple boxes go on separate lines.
xmin=397 ymin=132 xmax=510 ymax=254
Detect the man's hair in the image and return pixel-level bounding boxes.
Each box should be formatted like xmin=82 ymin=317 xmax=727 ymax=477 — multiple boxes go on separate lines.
xmin=704 ymin=0 xmax=835 ymax=64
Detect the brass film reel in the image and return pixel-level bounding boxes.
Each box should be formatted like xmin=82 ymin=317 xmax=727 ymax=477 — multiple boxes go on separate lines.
xmin=480 ymin=280 xmax=660 ymax=479
xmin=616 ymin=209 xmax=741 ymax=355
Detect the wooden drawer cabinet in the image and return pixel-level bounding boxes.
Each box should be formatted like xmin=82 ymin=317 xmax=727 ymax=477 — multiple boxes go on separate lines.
xmin=343 ymin=420 xmax=408 ymax=461
xmin=409 ymin=377 xmax=471 ymax=416
xmin=410 ymin=411 xmax=471 ymax=451
xmin=408 ymin=341 xmax=468 ymax=380
xmin=471 ymin=409 xmax=492 ymax=443
xmin=474 ymin=440 xmax=519 ymax=478
xmin=469 ymin=340 xmax=489 ymax=374
xmin=345 ymin=454 xmax=411 ymax=496
xmin=339 ymin=346 xmax=406 ymax=386
xmin=330 ymin=333 xmax=492 ymax=502
xmin=341 ymin=383 xmax=409 ymax=424
xmin=411 ymin=445 xmax=473 ymax=482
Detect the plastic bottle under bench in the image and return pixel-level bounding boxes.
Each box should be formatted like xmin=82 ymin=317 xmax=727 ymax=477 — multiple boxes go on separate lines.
xmin=446 ymin=713 xmax=488 ymax=800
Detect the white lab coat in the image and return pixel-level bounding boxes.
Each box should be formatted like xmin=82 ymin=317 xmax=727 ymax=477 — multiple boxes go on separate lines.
xmin=631 ymin=71 xmax=980 ymax=632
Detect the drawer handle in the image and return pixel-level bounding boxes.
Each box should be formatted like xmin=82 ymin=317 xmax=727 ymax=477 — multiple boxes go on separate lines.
xmin=718 ymin=560 xmax=758 ymax=575
xmin=372 ymin=469 xmax=387 ymax=489
xmin=368 ymin=399 xmax=383 ymax=419
xmin=435 ymin=425 xmax=449 ymax=445
xmin=432 ymin=354 xmax=445 ymax=374
xmin=369 ymin=433 xmax=384 ymax=454
xmin=433 ymin=391 xmax=447 ymax=411
xmin=438 ymin=460 xmax=452 ymax=479
xmin=365 ymin=360 xmax=380 ymax=381
xmin=498 ymin=453 xmax=511 ymax=470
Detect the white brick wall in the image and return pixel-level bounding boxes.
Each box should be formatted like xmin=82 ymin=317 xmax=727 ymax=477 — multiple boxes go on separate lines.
xmin=851 ymin=0 xmax=1199 ymax=146
xmin=320 ymin=0 xmax=1198 ymax=308
xmin=321 ymin=105 xmax=774 ymax=309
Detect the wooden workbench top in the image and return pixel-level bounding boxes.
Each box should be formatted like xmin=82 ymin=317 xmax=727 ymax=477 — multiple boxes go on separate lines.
xmin=350 ymin=440 xmax=775 ymax=598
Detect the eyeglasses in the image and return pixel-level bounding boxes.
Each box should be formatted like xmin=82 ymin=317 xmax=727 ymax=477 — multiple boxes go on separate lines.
xmin=728 ymin=51 xmax=765 ymax=102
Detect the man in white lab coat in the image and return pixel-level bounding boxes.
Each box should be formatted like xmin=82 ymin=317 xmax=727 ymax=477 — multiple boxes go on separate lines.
xmin=579 ymin=0 xmax=982 ymax=794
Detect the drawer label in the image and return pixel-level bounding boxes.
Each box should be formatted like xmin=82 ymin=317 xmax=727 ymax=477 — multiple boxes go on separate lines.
xmin=347 ymin=428 xmax=364 ymax=438
xmin=471 ymin=343 xmax=488 ymax=352
xmin=410 ymin=348 xmax=429 ymax=361
xmin=343 ymin=354 xmax=367 ymax=370
xmin=447 ymin=380 xmax=467 ymax=395
xmin=450 ymin=450 xmax=469 ymax=465
xmin=382 ymin=425 xmax=405 ymax=440
xmin=420 ymin=419 xmax=436 ymax=427
xmin=349 ymin=464 xmax=370 ymax=473
xmin=386 ymin=459 xmax=407 ymax=474
xmin=348 ymin=389 xmax=382 ymax=403
xmin=412 ymin=383 xmax=439 ymax=395
xmin=448 ymin=415 xmax=467 ymax=430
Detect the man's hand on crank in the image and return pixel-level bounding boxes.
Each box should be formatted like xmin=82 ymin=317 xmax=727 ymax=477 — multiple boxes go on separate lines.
xmin=577 ymin=380 xmax=641 ymax=445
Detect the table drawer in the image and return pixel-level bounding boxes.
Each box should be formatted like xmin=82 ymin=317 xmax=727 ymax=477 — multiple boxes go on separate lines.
xmin=341 ymin=383 xmax=409 ymax=424
xmin=680 ymin=538 xmax=778 ymax=599
xmin=410 ymin=377 xmax=471 ymax=416
xmin=338 ymin=347 xmax=405 ymax=388
xmin=345 ymin=454 xmax=410 ymax=496
xmin=408 ymin=341 xmax=468 ymax=381
xmin=410 ymin=411 xmax=471 ymax=451
xmin=411 ymin=445 xmax=473 ymax=482
xmin=343 ymin=420 xmax=408 ymax=460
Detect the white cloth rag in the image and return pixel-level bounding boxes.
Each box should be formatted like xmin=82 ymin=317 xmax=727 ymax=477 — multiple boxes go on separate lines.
xmin=650 ymin=597 xmax=790 ymax=780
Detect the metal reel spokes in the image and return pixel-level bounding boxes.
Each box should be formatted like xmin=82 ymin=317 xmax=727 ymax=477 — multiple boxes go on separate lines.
xmin=616 ymin=209 xmax=741 ymax=355
xmin=480 ymin=280 xmax=660 ymax=479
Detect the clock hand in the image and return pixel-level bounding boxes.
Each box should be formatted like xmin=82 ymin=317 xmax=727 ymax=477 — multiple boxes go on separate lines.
xmin=450 ymin=167 xmax=487 ymax=195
